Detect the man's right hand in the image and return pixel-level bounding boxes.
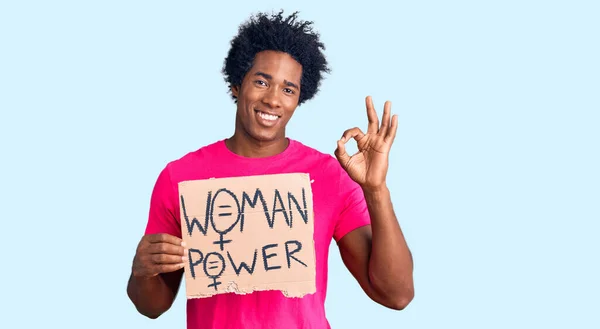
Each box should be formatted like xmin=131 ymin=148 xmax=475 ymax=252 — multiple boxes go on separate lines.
xmin=132 ymin=233 xmax=186 ymax=278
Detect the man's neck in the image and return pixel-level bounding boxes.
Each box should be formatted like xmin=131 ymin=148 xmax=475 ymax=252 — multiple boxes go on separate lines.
xmin=225 ymin=134 xmax=289 ymax=158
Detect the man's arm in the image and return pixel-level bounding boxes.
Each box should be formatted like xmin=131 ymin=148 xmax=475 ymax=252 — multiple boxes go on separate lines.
xmin=127 ymin=233 xmax=186 ymax=318
xmin=337 ymin=186 xmax=414 ymax=310
xmin=127 ymin=270 xmax=183 ymax=318
xmin=334 ymin=96 xmax=414 ymax=310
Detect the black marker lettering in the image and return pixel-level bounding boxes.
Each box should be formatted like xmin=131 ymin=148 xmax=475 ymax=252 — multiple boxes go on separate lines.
xmin=287 ymin=188 xmax=308 ymax=226
xmin=285 ymin=240 xmax=307 ymax=268
xmin=203 ymin=252 xmax=226 ymax=277
xmin=271 ymin=189 xmax=290 ymax=228
xmin=188 ymin=248 xmax=204 ymax=279
xmin=241 ymin=188 xmax=270 ymax=232
xmin=210 ymin=188 xmax=242 ymax=235
xmin=227 ymin=249 xmax=258 ymax=275
xmin=210 ymin=188 xmax=241 ymax=250
xmin=213 ymin=237 xmax=233 ymax=250
xmin=203 ymin=252 xmax=226 ymax=290
xmin=262 ymin=243 xmax=281 ymax=271
xmin=181 ymin=193 xmax=211 ymax=236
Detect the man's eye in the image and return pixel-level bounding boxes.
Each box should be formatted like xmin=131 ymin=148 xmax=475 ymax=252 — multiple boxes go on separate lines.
xmin=284 ymin=88 xmax=294 ymax=94
xmin=255 ymin=80 xmax=267 ymax=86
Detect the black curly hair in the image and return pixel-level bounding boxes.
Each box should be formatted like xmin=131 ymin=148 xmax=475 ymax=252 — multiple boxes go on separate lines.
xmin=222 ymin=10 xmax=330 ymax=105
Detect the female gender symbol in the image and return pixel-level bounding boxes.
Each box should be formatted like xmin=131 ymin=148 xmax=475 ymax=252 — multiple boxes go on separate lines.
xmin=210 ymin=188 xmax=242 ymax=251
xmin=203 ymin=252 xmax=226 ymax=290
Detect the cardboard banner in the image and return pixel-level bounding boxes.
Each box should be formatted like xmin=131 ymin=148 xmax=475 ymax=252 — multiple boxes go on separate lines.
xmin=178 ymin=173 xmax=316 ymax=299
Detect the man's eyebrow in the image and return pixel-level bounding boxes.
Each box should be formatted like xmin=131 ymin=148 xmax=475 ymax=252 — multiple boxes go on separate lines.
xmin=254 ymin=71 xmax=300 ymax=90
xmin=285 ymin=80 xmax=299 ymax=90
xmin=254 ymin=71 xmax=272 ymax=80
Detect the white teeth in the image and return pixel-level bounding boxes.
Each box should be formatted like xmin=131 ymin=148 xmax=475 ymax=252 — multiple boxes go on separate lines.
xmin=258 ymin=111 xmax=278 ymax=121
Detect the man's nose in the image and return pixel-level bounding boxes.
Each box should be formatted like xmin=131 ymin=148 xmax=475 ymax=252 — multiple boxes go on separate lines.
xmin=261 ymin=87 xmax=281 ymax=108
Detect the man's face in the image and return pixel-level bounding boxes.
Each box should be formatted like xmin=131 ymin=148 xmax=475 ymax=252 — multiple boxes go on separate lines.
xmin=232 ymin=50 xmax=302 ymax=143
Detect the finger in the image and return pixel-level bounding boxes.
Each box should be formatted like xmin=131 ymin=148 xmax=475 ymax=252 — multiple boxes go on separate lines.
xmin=385 ymin=114 xmax=399 ymax=144
xmin=379 ymin=101 xmax=392 ymax=136
xmin=151 ymin=253 xmax=187 ymax=265
xmin=146 ymin=233 xmax=184 ymax=246
xmin=341 ymin=127 xmax=365 ymax=143
xmin=336 ymin=127 xmax=365 ymax=168
xmin=365 ymin=96 xmax=379 ymax=133
xmin=334 ymin=139 xmax=351 ymax=169
xmin=157 ymin=263 xmax=185 ymax=274
xmin=148 ymin=242 xmax=186 ymax=256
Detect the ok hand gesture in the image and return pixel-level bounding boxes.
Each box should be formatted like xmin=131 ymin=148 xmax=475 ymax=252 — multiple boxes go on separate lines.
xmin=335 ymin=96 xmax=398 ymax=191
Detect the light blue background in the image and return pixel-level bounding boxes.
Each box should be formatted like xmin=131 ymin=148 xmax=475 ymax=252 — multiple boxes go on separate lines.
xmin=1 ymin=1 xmax=598 ymax=328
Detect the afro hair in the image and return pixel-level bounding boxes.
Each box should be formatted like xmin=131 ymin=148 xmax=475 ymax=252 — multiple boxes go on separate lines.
xmin=222 ymin=10 xmax=330 ymax=105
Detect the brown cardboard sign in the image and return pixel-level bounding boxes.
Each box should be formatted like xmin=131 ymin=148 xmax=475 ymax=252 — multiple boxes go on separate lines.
xmin=178 ymin=173 xmax=316 ymax=299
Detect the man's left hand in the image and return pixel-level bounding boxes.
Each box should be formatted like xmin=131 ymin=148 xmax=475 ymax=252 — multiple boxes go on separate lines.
xmin=335 ymin=96 xmax=398 ymax=191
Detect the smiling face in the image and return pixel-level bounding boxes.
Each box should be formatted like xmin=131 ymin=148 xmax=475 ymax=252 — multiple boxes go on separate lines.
xmin=231 ymin=50 xmax=302 ymax=144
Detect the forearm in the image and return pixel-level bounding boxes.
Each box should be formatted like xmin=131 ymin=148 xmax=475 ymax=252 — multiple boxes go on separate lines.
xmin=364 ymin=186 xmax=414 ymax=308
xmin=127 ymin=273 xmax=177 ymax=319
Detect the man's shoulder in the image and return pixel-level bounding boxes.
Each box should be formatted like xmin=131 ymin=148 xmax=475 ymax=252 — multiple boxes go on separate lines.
xmin=291 ymin=138 xmax=331 ymax=158
xmin=290 ymin=139 xmax=342 ymax=174
xmin=161 ymin=139 xmax=224 ymax=176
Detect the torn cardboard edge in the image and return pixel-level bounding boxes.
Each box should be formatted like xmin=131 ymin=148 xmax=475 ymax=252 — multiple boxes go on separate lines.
xmin=185 ymin=279 xmax=317 ymax=299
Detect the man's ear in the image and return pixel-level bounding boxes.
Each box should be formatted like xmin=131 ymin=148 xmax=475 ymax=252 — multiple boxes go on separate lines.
xmin=231 ymin=85 xmax=240 ymax=98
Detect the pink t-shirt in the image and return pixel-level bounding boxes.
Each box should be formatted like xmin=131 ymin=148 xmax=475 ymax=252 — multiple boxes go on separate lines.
xmin=144 ymin=139 xmax=370 ymax=329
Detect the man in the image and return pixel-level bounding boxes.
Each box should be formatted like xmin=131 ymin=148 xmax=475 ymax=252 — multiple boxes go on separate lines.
xmin=127 ymin=11 xmax=414 ymax=329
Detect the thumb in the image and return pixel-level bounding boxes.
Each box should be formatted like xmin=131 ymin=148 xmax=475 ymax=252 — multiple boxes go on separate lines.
xmin=335 ymin=138 xmax=351 ymax=169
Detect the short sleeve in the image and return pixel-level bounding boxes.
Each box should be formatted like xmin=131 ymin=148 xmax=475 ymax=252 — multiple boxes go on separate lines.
xmin=144 ymin=165 xmax=182 ymax=238
xmin=332 ymin=164 xmax=371 ymax=241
